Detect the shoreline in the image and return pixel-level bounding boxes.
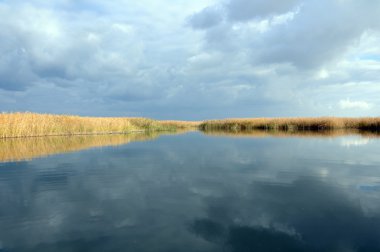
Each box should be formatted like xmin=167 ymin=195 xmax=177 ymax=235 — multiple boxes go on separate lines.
xmin=200 ymin=117 xmax=380 ymax=132
xmin=0 ymin=130 xmax=149 ymax=139
xmin=2 ymin=113 xmax=380 ymax=139
xmin=0 ymin=112 xmax=199 ymax=139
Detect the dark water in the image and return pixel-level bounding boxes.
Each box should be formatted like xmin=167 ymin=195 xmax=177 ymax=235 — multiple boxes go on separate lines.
xmin=1 ymin=132 xmax=380 ymax=252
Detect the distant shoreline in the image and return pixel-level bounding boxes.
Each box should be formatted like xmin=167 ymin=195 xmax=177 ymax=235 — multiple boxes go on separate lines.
xmin=200 ymin=117 xmax=380 ymax=132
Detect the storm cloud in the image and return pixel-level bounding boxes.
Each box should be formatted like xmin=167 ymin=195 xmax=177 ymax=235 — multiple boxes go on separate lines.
xmin=0 ymin=0 xmax=379 ymax=119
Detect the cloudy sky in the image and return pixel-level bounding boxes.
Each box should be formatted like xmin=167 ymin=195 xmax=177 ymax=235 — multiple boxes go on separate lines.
xmin=1 ymin=0 xmax=380 ymax=119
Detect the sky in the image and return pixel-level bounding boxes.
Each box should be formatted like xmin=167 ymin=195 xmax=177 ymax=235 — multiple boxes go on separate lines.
xmin=0 ymin=0 xmax=380 ymax=120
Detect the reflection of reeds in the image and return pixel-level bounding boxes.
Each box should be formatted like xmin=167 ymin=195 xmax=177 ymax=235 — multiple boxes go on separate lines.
xmin=0 ymin=133 xmax=160 ymax=162
xmin=200 ymin=117 xmax=380 ymax=131
xmin=202 ymin=129 xmax=380 ymax=138
xmin=0 ymin=112 xmax=183 ymax=138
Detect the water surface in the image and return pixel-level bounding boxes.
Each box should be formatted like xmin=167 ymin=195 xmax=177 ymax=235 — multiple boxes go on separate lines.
xmin=1 ymin=131 xmax=380 ymax=251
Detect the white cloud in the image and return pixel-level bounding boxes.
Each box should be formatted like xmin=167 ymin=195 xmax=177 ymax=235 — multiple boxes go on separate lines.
xmin=339 ymin=99 xmax=372 ymax=110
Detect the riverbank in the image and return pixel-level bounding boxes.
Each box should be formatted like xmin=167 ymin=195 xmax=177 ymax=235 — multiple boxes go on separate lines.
xmin=0 ymin=113 xmax=199 ymax=138
xmin=2 ymin=113 xmax=380 ymax=138
xmin=199 ymin=117 xmax=380 ymax=132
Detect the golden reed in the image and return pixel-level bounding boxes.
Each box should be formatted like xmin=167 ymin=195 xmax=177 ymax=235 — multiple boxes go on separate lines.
xmin=159 ymin=120 xmax=201 ymax=129
xmin=200 ymin=117 xmax=380 ymax=131
xmin=2 ymin=113 xmax=380 ymax=139
xmin=202 ymin=129 xmax=380 ymax=138
xmin=0 ymin=112 xmax=194 ymax=138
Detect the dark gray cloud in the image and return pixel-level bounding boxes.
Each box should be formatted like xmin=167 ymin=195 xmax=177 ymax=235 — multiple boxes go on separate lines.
xmin=255 ymin=1 xmax=380 ymax=68
xmin=0 ymin=27 xmax=36 ymax=91
xmin=226 ymin=0 xmax=300 ymax=21
xmin=192 ymin=0 xmax=380 ymax=69
xmin=188 ymin=7 xmax=223 ymax=30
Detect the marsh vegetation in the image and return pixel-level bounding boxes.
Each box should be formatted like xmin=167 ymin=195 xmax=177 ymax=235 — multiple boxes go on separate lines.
xmin=2 ymin=113 xmax=380 ymax=139
xmin=200 ymin=117 xmax=380 ymax=132
xmin=0 ymin=113 xmax=199 ymax=138
xmin=202 ymin=129 xmax=380 ymax=138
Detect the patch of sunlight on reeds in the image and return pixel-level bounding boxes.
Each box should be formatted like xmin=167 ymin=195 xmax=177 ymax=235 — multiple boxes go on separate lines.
xmin=200 ymin=117 xmax=380 ymax=132
xmin=0 ymin=112 xmax=198 ymax=138
xmin=0 ymin=133 xmax=162 ymax=162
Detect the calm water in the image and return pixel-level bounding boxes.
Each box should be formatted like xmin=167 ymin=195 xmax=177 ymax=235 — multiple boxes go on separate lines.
xmin=1 ymin=132 xmax=380 ymax=252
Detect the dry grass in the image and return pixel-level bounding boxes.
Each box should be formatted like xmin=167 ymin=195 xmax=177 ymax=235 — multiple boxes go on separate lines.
xmin=202 ymin=129 xmax=380 ymax=138
xmin=0 ymin=133 xmax=161 ymax=162
xmin=200 ymin=117 xmax=380 ymax=132
xmin=0 ymin=112 xmax=195 ymax=138
xmin=3 ymin=113 xmax=380 ymax=139
xmin=159 ymin=120 xmax=201 ymax=129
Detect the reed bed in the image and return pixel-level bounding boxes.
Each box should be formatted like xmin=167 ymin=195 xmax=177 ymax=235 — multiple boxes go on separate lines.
xmin=202 ymin=129 xmax=380 ymax=139
xmin=200 ymin=117 xmax=380 ymax=132
xmin=0 ymin=112 xmax=182 ymax=138
xmin=159 ymin=120 xmax=201 ymax=129
xmin=3 ymin=113 xmax=380 ymax=138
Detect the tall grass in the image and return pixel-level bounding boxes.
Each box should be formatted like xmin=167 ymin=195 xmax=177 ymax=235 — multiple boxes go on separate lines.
xmin=200 ymin=117 xmax=380 ymax=132
xmin=159 ymin=120 xmax=201 ymax=129
xmin=202 ymin=129 xmax=380 ymax=138
xmin=0 ymin=112 xmax=181 ymax=138
xmin=3 ymin=113 xmax=380 ymax=138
